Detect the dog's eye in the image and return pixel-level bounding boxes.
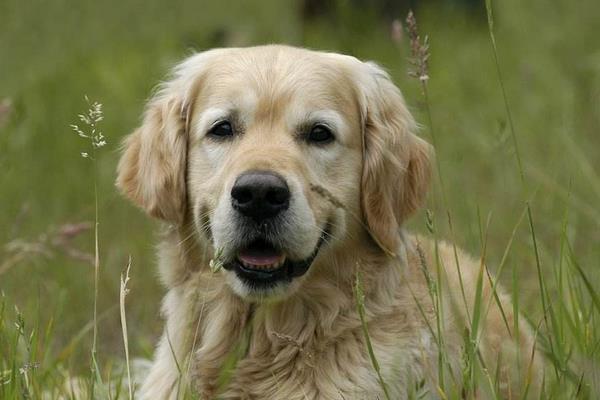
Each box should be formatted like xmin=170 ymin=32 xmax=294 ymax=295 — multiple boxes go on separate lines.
xmin=307 ymin=125 xmax=334 ymax=144
xmin=208 ymin=121 xmax=233 ymax=138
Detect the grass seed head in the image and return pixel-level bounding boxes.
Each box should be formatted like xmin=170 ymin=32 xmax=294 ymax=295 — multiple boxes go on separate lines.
xmin=406 ymin=10 xmax=430 ymax=83
xmin=210 ymin=247 xmax=225 ymax=273
xmin=71 ymin=96 xmax=106 ymax=159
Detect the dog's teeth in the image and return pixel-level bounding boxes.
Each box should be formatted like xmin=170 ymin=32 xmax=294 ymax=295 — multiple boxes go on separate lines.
xmin=275 ymin=257 xmax=286 ymax=269
xmin=238 ymin=257 xmax=286 ymax=271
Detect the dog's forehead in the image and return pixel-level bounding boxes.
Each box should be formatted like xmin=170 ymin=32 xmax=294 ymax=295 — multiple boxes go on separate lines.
xmin=197 ymin=47 xmax=360 ymax=117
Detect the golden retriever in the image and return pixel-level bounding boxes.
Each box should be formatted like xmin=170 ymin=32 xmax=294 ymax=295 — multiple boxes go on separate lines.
xmin=117 ymin=45 xmax=540 ymax=399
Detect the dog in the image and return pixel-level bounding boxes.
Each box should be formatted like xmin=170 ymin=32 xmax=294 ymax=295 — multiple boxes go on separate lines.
xmin=117 ymin=45 xmax=540 ymax=399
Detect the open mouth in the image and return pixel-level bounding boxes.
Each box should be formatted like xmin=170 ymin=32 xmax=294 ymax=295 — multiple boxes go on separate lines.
xmin=223 ymin=234 xmax=326 ymax=289
xmin=237 ymin=238 xmax=287 ymax=271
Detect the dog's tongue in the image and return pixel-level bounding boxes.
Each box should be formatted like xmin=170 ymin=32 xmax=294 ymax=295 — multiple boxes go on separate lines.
xmin=239 ymin=253 xmax=283 ymax=266
xmin=238 ymin=245 xmax=284 ymax=266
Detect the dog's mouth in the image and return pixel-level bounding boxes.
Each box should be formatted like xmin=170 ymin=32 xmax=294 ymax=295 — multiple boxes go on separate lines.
xmin=223 ymin=233 xmax=327 ymax=289
xmin=237 ymin=239 xmax=287 ymax=271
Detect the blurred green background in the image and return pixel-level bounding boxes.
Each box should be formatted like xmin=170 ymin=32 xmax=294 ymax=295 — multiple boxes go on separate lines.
xmin=1 ymin=0 xmax=599 ymax=390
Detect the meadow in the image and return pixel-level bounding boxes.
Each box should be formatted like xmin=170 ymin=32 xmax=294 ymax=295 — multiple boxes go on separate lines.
xmin=1 ymin=0 xmax=599 ymax=398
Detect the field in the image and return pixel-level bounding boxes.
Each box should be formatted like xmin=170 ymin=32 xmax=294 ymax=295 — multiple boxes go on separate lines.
xmin=1 ymin=0 xmax=599 ymax=398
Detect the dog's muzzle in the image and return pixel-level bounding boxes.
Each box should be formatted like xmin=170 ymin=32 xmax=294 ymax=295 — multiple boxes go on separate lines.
xmin=221 ymin=170 xmax=326 ymax=289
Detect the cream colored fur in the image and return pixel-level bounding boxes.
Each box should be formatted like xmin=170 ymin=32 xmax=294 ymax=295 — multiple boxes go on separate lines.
xmin=116 ymin=45 xmax=541 ymax=399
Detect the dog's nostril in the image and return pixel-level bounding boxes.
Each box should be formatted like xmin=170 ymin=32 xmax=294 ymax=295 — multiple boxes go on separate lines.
xmin=231 ymin=186 xmax=253 ymax=205
xmin=266 ymin=187 xmax=288 ymax=206
xmin=231 ymin=171 xmax=290 ymax=221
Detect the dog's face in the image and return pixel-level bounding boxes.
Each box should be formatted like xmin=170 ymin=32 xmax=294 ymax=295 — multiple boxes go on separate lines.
xmin=117 ymin=46 xmax=432 ymax=301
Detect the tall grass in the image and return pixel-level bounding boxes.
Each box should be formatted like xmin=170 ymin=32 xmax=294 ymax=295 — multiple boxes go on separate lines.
xmin=348 ymin=4 xmax=600 ymax=399
xmin=71 ymin=97 xmax=107 ymax=395
xmin=1 ymin=0 xmax=599 ymax=398
xmin=119 ymin=258 xmax=133 ymax=400
xmin=355 ymin=271 xmax=392 ymax=400
xmin=483 ymin=0 xmax=595 ymax=396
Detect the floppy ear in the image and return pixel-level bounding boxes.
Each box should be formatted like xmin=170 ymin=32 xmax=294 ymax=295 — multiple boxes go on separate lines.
xmin=359 ymin=63 xmax=433 ymax=256
xmin=116 ymin=53 xmax=211 ymax=223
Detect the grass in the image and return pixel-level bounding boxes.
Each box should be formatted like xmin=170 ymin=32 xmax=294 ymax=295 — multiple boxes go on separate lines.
xmin=119 ymin=258 xmax=133 ymax=400
xmin=70 ymin=95 xmax=107 ymax=396
xmin=355 ymin=271 xmax=392 ymax=400
xmin=1 ymin=0 xmax=599 ymax=398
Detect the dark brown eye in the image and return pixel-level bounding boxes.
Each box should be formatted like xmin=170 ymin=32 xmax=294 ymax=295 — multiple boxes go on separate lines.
xmin=208 ymin=121 xmax=233 ymax=138
xmin=308 ymin=124 xmax=334 ymax=144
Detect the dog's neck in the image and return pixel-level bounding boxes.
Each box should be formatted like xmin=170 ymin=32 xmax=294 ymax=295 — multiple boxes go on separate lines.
xmin=158 ymin=222 xmax=413 ymax=396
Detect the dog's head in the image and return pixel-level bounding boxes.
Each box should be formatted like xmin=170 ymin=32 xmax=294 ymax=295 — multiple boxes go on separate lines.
xmin=117 ymin=46 xmax=432 ymax=300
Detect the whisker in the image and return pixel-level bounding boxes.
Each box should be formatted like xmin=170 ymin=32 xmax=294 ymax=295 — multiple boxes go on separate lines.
xmin=320 ymin=227 xmax=337 ymax=240
xmin=176 ymin=230 xmax=197 ymax=247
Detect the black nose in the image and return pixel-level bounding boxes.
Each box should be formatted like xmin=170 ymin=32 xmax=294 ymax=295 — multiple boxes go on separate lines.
xmin=231 ymin=171 xmax=290 ymax=221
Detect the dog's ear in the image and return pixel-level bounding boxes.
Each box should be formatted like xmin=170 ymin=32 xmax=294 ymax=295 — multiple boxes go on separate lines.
xmin=358 ymin=62 xmax=433 ymax=256
xmin=116 ymin=52 xmax=213 ymax=223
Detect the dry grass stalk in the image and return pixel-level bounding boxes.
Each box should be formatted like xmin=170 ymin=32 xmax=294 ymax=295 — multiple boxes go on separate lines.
xmin=309 ymin=183 xmax=396 ymax=258
xmin=119 ymin=257 xmax=133 ymax=400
